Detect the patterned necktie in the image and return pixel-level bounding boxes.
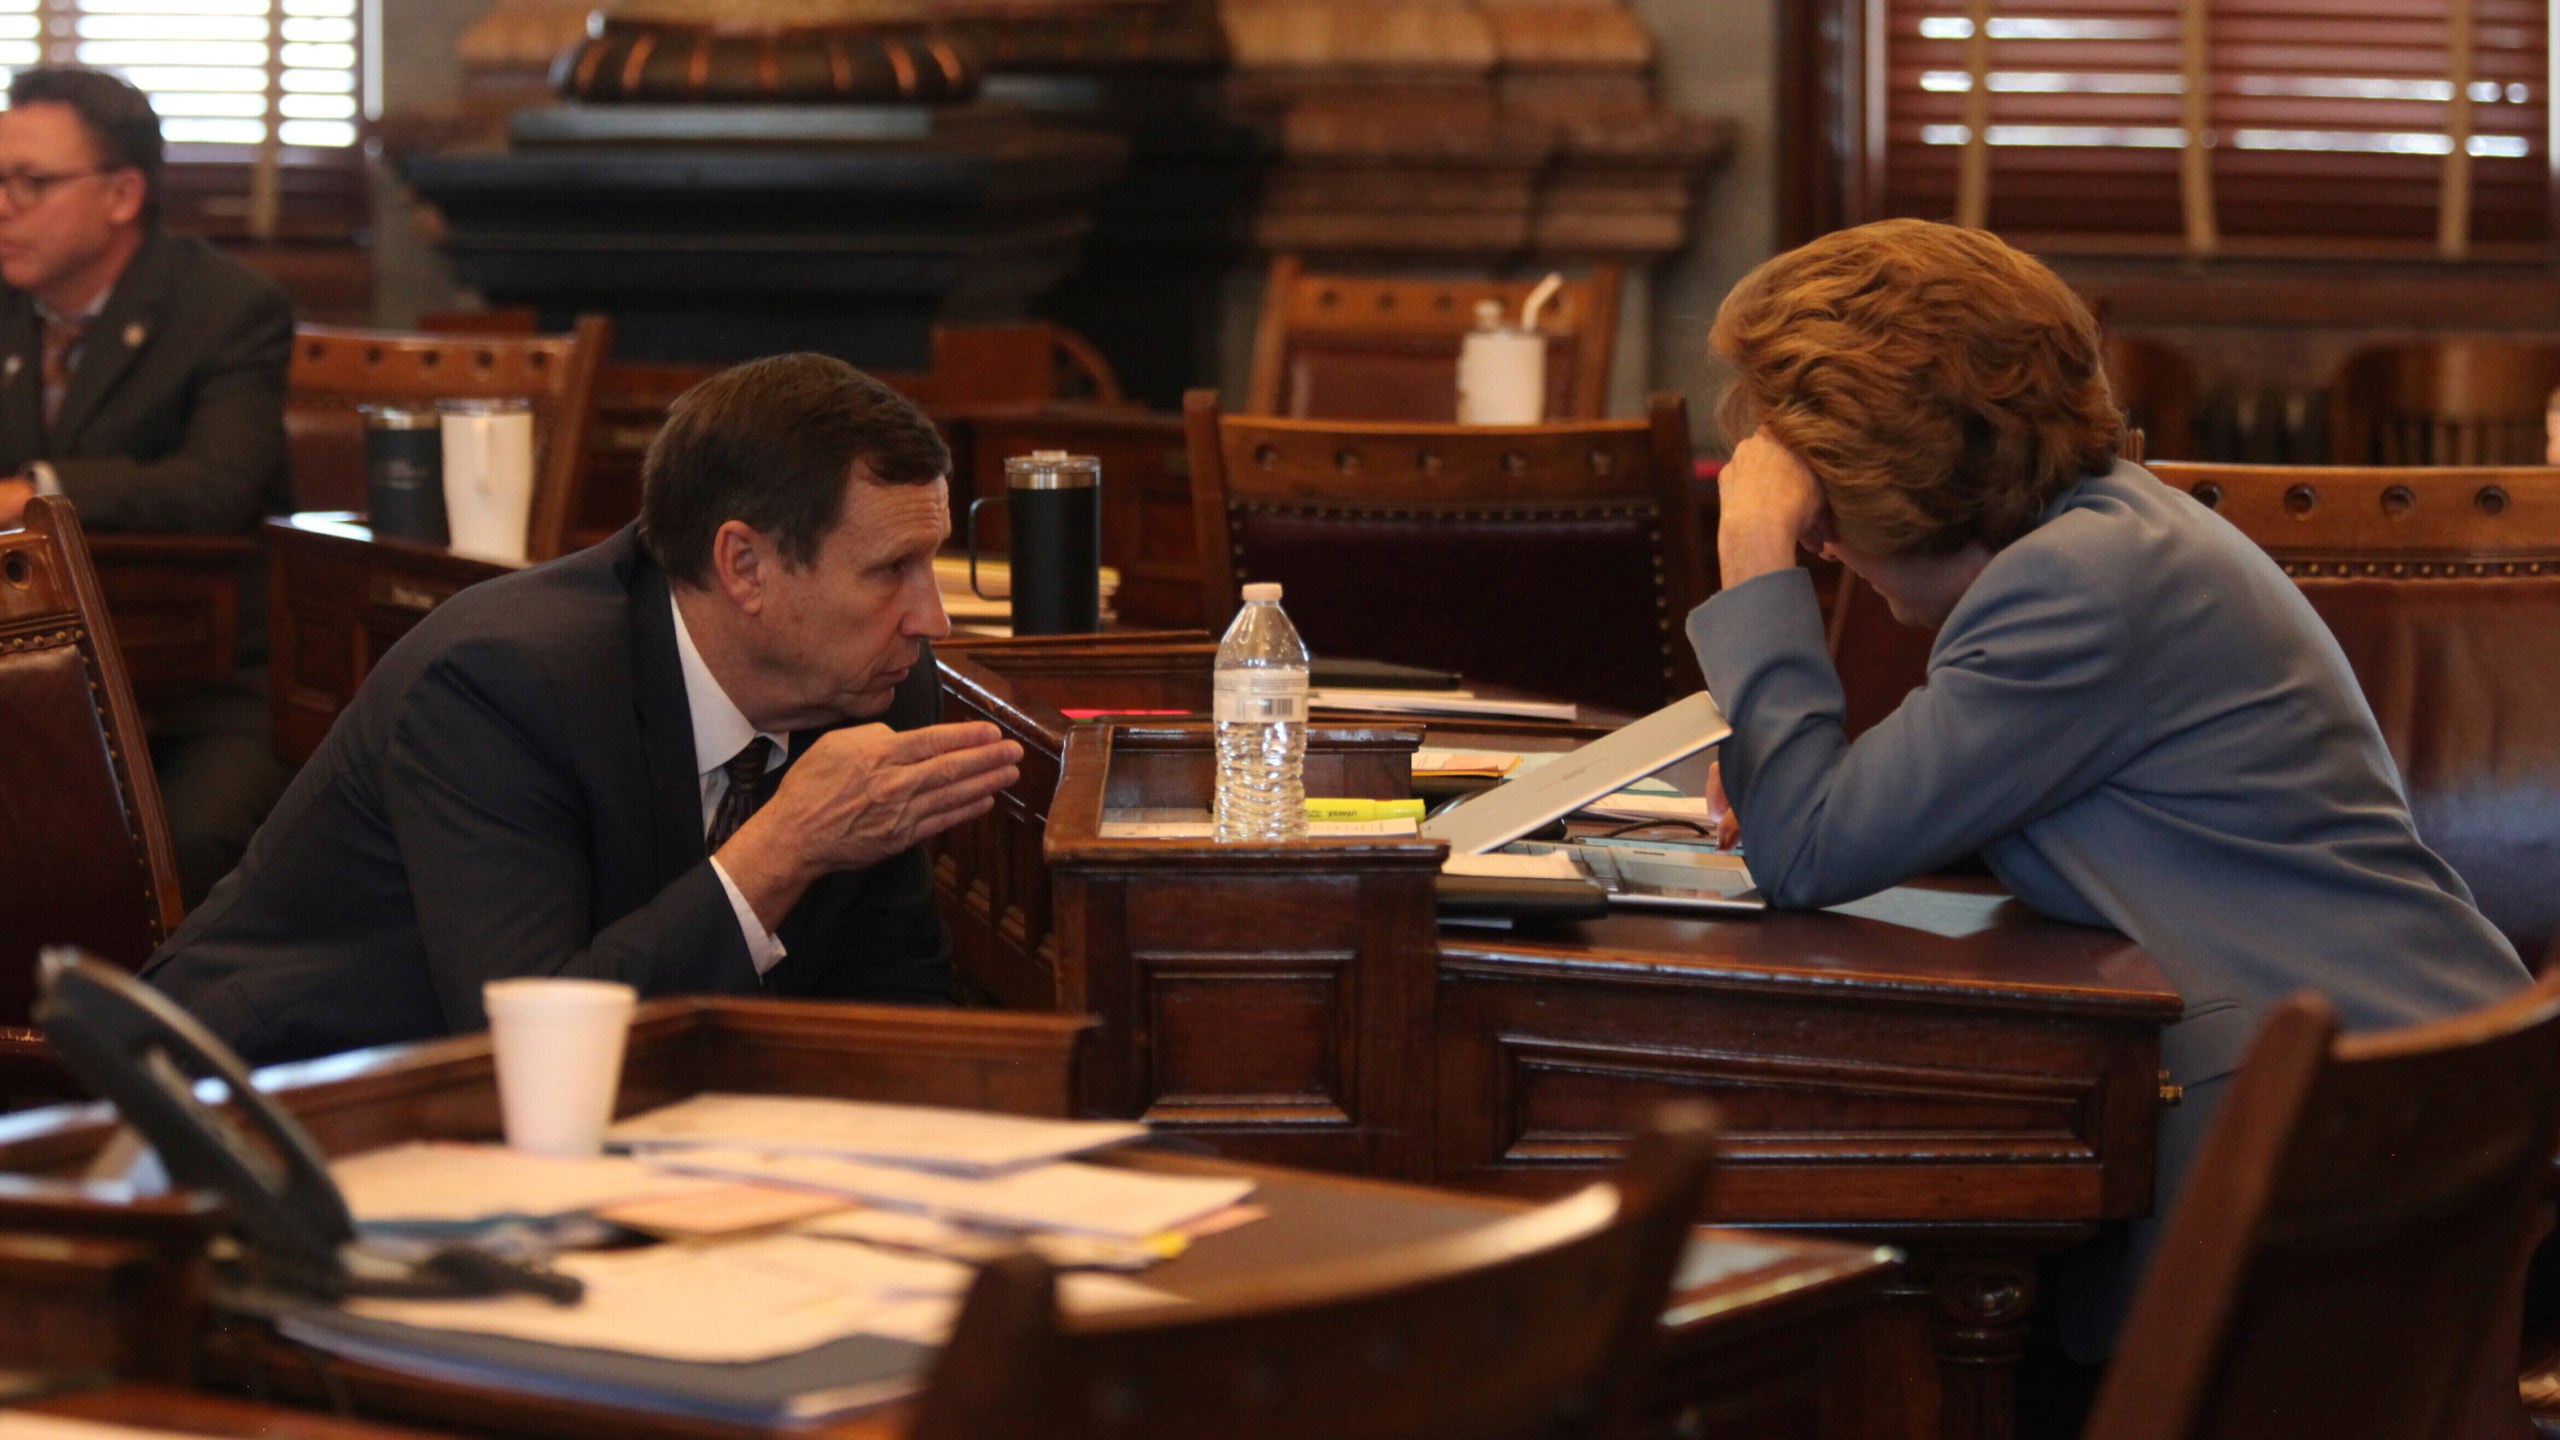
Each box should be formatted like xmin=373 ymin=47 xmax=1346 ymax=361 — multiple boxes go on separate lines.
xmin=705 ymin=736 xmax=777 ymax=851
xmin=39 ymin=311 xmax=85 ymax=429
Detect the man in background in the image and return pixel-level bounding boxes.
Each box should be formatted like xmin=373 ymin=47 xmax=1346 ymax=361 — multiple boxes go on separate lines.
xmin=0 ymin=67 xmax=296 ymax=905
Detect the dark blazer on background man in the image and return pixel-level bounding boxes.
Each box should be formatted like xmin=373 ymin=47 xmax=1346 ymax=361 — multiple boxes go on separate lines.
xmin=139 ymin=525 xmax=954 ymax=1065
xmin=0 ymin=228 xmax=293 ymax=534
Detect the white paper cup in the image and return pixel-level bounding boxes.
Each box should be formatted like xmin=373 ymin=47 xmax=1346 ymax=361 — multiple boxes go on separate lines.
xmin=483 ymin=978 xmax=636 ymax=1157
xmin=1457 ymin=329 xmax=1547 ymax=425
xmin=441 ymin=402 xmax=537 ymax=563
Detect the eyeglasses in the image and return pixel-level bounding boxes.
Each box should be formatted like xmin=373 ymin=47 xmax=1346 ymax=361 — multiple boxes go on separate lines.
xmin=0 ymin=168 xmax=115 ymax=210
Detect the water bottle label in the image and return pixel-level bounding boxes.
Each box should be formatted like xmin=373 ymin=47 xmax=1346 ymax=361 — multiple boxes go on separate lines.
xmin=1215 ymin=671 xmax=1309 ymax=724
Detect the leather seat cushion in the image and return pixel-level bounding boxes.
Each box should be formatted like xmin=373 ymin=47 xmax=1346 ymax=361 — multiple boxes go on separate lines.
xmin=1230 ymin=505 xmax=1676 ymax=714
xmin=0 ymin=638 xmax=161 ymax=1017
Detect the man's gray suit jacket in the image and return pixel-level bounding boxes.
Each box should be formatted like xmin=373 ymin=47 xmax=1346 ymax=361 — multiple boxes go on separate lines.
xmin=139 ymin=526 xmax=953 ymax=1065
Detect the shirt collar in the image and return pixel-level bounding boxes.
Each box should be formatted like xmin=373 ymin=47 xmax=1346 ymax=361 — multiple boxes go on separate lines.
xmin=34 ymin=280 xmax=115 ymax=332
xmin=669 ymin=585 xmax=788 ymax=776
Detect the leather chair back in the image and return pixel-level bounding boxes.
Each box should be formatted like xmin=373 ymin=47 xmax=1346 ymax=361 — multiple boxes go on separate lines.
xmin=2332 ymin=340 xmax=2560 ymax=467
xmin=2087 ymin=968 xmax=2560 ymax=1439
xmin=2154 ymin=462 xmax=2560 ymax=968
xmin=0 ymin=497 xmax=182 ymax=1023
xmin=285 ymin=316 xmax=612 ymax=561
xmin=909 ymin=1103 xmax=1719 ymax=1440
xmin=1246 ymin=256 xmax=1621 ymax=422
xmin=1185 ymin=391 xmax=1709 ymax=715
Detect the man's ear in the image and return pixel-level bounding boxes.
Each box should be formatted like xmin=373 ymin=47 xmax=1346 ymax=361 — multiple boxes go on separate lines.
xmin=709 ymin=520 xmax=772 ymax=617
xmin=102 ymin=170 xmax=144 ymax=229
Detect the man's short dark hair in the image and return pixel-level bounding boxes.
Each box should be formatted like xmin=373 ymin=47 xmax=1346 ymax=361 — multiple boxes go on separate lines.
xmin=642 ymin=353 xmax=951 ymax=587
xmin=7 ymin=68 xmax=164 ymax=226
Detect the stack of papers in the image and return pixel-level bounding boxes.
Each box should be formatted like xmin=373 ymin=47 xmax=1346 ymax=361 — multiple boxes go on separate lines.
xmin=606 ymin=1094 xmax=1148 ymax=1173
xmin=334 ymin=1144 xmax=736 ymax=1225
xmin=337 ymin=1233 xmax=1181 ymax=1362
xmin=305 ymin=1094 xmax=1255 ymax=1389
xmin=1310 ymin=689 xmax=1577 ymax=722
xmin=1413 ymin=749 xmax=1523 ymax=779
xmin=647 ymin=1148 xmax=1254 ymax=1242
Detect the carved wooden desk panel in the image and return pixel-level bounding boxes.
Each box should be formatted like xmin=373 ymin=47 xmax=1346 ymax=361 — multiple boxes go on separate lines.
xmin=264 ymin=514 xmax=516 ymax=764
xmin=0 ymin=1003 xmax=1902 ymax=1440
xmin=1434 ymin=894 xmax=2169 ymax=1223
xmin=85 ymin=533 xmax=256 ymax=708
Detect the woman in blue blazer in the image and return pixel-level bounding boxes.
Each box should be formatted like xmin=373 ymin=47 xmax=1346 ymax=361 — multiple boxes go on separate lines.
xmin=1688 ymin=218 xmax=2530 ymax=1356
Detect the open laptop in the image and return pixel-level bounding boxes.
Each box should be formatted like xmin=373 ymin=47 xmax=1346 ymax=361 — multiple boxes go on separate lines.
xmin=1419 ymin=690 xmax=1765 ymax=913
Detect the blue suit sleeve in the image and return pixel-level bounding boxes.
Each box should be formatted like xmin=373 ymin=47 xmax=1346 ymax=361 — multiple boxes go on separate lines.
xmin=1688 ymin=556 xmax=2145 ymax=908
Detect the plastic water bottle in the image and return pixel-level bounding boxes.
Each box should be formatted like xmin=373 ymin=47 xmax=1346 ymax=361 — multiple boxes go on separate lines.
xmin=1214 ymin=582 xmax=1310 ymax=843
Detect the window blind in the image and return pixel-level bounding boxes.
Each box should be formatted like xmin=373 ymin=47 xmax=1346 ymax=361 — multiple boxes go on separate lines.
xmin=1879 ymin=0 xmax=2549 ymax=256
xmin=0 ymin=0 xmax=360 ymax=151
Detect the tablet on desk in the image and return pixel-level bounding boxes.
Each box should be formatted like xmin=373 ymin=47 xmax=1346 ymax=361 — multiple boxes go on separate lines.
xmin=1418 ymin=689 xmax=1765 ymax=914
xmin=1502 ymin=839 xmax=1765 ymax=914
xmin=1421 ymin=690 xmax=1733 ymax=856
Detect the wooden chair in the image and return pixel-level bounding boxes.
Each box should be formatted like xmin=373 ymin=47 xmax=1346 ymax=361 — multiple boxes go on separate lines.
xmin=1184 ymin=390 xmax=1708 ymax=714
xmin=0 ymin=497 xmax=179 ymax=1097
xmin=2150 ymin=461 xmax=2560 ymax=970
xmin=1246 ymin=255 xmax=1621 ymax=422
xmin=2332 ymin=341 xmax=2560 ymax=467
xmin=909 ymin=1102 xmax=1720 ymax=1440
xmin=2105 ymin=335 xmax=2199 ymax=463
xmin=2085 ymin=967 xmax=2560 ymax=1440
xmin=284 ymin=315 xmax=612 ymax=562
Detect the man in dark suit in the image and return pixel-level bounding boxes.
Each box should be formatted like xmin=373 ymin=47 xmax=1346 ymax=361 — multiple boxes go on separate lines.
xmin=141 ymin=353 xmax=1023 ymax=1065
xmin=0 ymin=67 xmax=295 ymax=905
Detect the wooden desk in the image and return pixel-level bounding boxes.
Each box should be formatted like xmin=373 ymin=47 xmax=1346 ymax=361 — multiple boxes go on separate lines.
xmin=86 ymin=533 xmax=256 ymax=708
xmin=0 ymin=999 xmax=1902 ymax=1440
xmin=264 ymin=514 xmax=516 ymax=763
xmin=23 ymin=1386 xmax=456 ymax=1440
xmin=933 ymin=635 xmax=2184 ymax=1440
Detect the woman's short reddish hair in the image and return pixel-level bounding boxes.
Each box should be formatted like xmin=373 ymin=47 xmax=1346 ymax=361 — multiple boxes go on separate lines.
xmin=1711 ymin=219 xmax=2121 ymax=557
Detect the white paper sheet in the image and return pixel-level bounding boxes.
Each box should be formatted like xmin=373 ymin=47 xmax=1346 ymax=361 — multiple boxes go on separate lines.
xmin=855 ymin=1273 xmax=1185 ymax=1345
xmin=0 ymin=1416 xmax=231 ymax=1440
xmin=606 ymin=1094 xmax=1148 ymax=1175
xmin=333 ymin=1142 xmax=733 ymax=1223
xmin=341 ymin=1233 xmax=1182 ymax=1361
xmin=344 ymin=1235 xmax=972 ymax=1362
xmin=1309 ymin=690 xmax=1577 ymax=722
xmin=646 ymin=1150 xmax=1255 ymax=1241
xmin=1442 ymin=851 xmax=1584 ymax=880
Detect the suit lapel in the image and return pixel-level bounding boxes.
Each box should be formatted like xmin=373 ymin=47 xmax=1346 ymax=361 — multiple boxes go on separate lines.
xmin=49 ymin=230 xmax=174 ymax=449
xmin=0 ymin=298 xmax=41 ymax=463
xmin=626 ymin=537 xmax=711 ymax=886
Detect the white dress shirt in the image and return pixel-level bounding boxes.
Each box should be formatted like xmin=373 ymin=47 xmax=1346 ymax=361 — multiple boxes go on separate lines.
xmin=670 ymin=588 xmax=791 ymax=975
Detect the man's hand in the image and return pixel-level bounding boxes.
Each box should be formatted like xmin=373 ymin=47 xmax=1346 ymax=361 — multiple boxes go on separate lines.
xmin=715 ymin=720 xmax=1023 ymax=931
xmin=1717 ymin=429 xmax=1826 ymax=590
xmin=0 ymin=477 xmax=33 ymax=528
